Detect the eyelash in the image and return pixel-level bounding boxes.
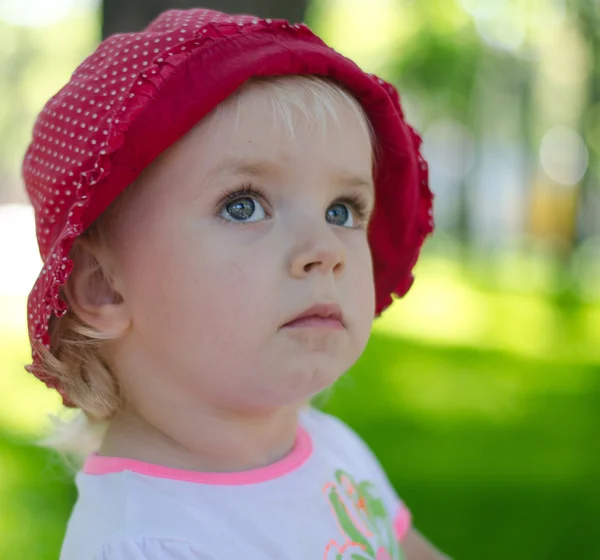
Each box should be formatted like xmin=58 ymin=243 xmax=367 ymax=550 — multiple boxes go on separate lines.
xmin=334 ymin=193 xmax=371 ymax=224
xmin=218 ymin=183 xmax=270 ymax=216
xmin=217 ymin=183 xmax=372 ymax=226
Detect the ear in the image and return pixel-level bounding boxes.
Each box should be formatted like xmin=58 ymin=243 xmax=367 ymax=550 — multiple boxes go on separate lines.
xmin=64 ymin=238 xmax=131 ymax=337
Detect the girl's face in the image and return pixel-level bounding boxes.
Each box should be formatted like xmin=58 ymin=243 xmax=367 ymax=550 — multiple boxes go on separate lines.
xmin=107 ymin=80 xmax=376 ymax=413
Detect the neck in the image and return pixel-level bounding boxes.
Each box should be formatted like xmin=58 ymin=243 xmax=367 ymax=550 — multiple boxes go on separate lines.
xmin=99 ymin=401 xmax=303 ymax=473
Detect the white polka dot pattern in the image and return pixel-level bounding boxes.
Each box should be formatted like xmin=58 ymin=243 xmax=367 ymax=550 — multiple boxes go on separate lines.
xmin=21 ymin=8 xmax=433 ymax=404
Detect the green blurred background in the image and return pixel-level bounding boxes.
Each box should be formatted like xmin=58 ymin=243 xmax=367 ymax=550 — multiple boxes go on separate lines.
xmin=1 ymin=0 xmax=599 ymax=558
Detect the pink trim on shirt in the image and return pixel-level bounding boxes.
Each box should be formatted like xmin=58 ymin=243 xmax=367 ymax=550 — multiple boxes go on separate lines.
xmin=393 ymin=504 xmax=412 ymax=541
xmin=84 ymin=425 xmax=312 ymax=486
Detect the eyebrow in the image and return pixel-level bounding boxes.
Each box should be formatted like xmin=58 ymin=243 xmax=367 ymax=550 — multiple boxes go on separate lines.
xmin=334 ymin=172 xmax=374 ymax=193
xmin=210 ymin=157 xmax=374 ymax=193
xmin=210 ymin=158 xmax=279 ymax=179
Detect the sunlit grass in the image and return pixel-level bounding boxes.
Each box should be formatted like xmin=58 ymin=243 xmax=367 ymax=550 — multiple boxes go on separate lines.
xmin=375 ymin=256 xmax=600 ymax=363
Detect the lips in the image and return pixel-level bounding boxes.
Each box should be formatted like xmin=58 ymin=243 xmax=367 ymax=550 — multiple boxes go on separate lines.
xmin=282 ymin=303 xmax=345 ymax=329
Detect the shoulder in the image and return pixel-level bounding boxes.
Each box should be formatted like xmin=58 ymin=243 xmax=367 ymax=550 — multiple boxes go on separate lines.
xmin=300 ymin=406 xmax=369 ymax=447
xmin=62 ymin=470 xmax=214 ymax=559
xmin=300 ymin=406 xmax=386 ymax=472
xmin=92 ymin=537 xmax=215 ymax=560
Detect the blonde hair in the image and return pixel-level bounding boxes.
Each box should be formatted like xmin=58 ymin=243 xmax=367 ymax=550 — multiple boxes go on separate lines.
xmin=224 ymin=75 xmax=374 ymax=145
xmin=38 ymin=75 xmax=374 ymax=455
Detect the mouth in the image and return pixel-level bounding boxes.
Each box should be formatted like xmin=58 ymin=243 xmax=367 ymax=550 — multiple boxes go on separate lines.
xmin=281 ymin=303 xmax=345 ymax=330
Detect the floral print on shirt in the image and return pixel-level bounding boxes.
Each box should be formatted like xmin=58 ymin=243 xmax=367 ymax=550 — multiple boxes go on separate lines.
xmin=322 ymin=469 xmax=406 ymax=560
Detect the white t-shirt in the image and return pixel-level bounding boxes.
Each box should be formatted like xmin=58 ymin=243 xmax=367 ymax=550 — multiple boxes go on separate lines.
xmin=61 ymin=407 xmax=412 ymax=560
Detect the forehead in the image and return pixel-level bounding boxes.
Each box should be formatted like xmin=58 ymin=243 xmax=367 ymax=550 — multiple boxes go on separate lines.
xmin=186 ymin=78 xmax=372 ymax=171
xmin=222 ymin=77 xmax=373 ymax=144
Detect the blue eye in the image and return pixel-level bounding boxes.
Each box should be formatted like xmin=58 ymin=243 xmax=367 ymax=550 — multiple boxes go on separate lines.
xmin=326 ymin=203 xmax=354 ymax=227
xmin=222 ymin=197 xmax=267 ymax=222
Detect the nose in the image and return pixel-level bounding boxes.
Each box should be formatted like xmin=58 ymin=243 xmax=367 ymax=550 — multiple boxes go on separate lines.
xmin=288 ymin=223 xmax=346 ymax=279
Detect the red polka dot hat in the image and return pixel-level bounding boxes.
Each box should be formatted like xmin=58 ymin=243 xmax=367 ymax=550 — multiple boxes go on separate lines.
xmin=22 ymin=8 xmax=433 ymax=405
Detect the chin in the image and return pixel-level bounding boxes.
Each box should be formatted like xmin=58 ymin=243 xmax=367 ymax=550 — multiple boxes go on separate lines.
xmin=275 ymin=363 xmax=345 ymax=404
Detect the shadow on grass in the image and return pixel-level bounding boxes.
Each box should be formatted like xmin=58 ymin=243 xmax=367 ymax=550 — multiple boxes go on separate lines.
xmin=1 ymin=331 xmax=598 ymax=559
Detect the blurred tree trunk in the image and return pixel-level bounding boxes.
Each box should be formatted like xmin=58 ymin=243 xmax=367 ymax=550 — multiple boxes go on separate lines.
xmin=102 ymin=0 xmax=309 ymax=38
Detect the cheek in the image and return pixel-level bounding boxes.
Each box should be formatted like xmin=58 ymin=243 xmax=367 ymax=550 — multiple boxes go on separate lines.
xmin=349 ymin=241 xmax=376 ymax=343
xmin=125 ymin=232 xmax=276 ymax=348
xmin=350 ymin=238 xmax=376 ymax=306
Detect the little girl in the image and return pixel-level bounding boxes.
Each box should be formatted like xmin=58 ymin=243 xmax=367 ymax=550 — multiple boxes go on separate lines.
xmin=22 ymin=8 xmax=445 ymax=560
